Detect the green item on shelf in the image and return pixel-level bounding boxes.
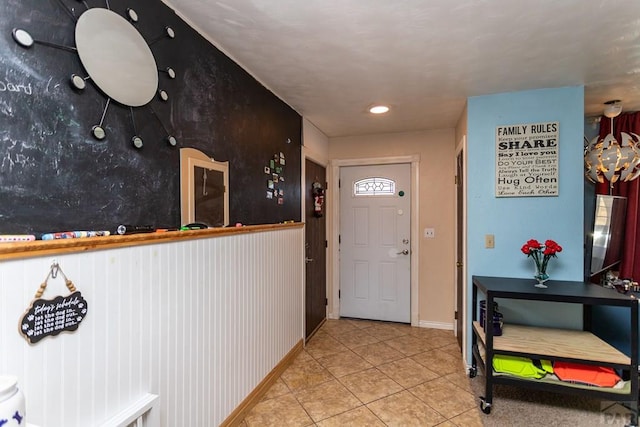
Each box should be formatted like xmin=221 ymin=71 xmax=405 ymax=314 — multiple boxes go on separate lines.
xmin=540 ymin=359 xmax=554 ymax=374
xmin=492 ymin=355 xmax=550 ymax=379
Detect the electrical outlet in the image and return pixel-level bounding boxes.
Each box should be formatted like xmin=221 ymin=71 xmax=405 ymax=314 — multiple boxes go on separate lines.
xmin=424 ymin=228 xmax=435 ymax=238
xmin=485 ymin=234 xmax=495 ymax=249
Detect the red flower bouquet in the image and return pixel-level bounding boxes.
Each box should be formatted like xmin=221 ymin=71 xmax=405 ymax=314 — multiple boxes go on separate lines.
xmin=521 ymin=239 xmax=562 ymax=288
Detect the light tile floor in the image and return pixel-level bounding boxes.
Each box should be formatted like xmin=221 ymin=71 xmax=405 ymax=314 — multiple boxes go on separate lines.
xmin=240 ymin=318 xmax=483 ymax=426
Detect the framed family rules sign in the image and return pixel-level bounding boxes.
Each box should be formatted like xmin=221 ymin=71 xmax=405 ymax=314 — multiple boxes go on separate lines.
xmin=495 ymin=122 xmax=559 ymax=197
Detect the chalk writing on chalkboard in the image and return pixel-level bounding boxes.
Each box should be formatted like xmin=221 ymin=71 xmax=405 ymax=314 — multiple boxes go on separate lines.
xmin=19 ymin=291 xmax=88 ymax=344
xmin=0 ymin=79 xmax=32 ymax=95
xmin=2 ymin=0 xmax=302 ymax=232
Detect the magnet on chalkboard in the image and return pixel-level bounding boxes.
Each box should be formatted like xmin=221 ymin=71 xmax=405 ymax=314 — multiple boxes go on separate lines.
xmin=126 ymin=8 xmax=139 ymax=23
xmin=92 ymin=125 xmax=106 ymax=140
xmin=158 ymin=90 xmax=169 ymax=102
xmin=167 ymin=136 xmax=177 ymax=147
xmin=132 ymin=136 xmax=143 ymax=149
xmin=12 ymin=28 xmax=34 ymax=48
xmin=165 ymin=67 xmax=176 ymax=79
xmin=70 ymin=74 xmax=86 ymax=91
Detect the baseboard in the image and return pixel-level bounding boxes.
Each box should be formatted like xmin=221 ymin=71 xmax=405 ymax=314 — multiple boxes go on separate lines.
xmin=221 ymin=339 xmax=304 ymax=426
xmin=418 ymin=320 xmax=454 ymax=330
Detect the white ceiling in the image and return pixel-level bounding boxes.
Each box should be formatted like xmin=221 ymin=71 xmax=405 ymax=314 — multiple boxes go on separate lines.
xmin=164 ymin=0 xmax=640 ymax=138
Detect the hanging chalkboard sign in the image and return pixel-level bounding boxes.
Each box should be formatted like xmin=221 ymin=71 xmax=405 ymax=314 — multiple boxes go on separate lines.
xmin=19 ymin=263 xmax=88 ymax=344
xmin=20 ymin=291 xmax=88 ymax=344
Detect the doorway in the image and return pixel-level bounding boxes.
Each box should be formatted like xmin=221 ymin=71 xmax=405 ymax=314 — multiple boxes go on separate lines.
xmin=339 ymin=163 xmax=411 ymax=323
xmin=455 ymin=148 xmax=464 ymax=349
xmin=305 ymin=159 xmax=327 ymax=340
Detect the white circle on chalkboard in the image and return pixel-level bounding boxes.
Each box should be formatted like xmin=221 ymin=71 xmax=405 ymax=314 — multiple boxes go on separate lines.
xmin=75 ymin=8 xmax=158 ymax=107
xmin=70 ymin=74 xmax=86 ymax=90
xmin=158 ymin=90 xmax=169 ymax=101
xmin=132 ymin=136 xmax=144 ymax=149
xmin=166 ymin=27 xmax=176 ymax=39
xmin=126 ymin=8 xmax=139 ymax=23
xmin=12 ymin=29 xmax=34 ymax=48
xmin=168 ymin=136 xmax=177 ymax=146
xmin=92 ymin=125 xmax=106 ymax=140
xmin=166 ymin=67 xmax=176 ymax=79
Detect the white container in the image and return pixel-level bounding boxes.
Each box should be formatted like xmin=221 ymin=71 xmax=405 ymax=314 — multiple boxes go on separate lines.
xmin=0 ymin=376 xmax=26 ymax=425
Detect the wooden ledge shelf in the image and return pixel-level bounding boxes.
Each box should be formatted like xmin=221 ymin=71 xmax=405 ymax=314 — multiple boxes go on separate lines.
xmin=473 ymin=321 xmax=630 ymax=365
xmin=0 ymin=222 xmax=303 ymax=261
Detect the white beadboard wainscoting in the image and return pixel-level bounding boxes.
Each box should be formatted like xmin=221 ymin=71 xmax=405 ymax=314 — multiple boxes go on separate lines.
xmin=0 ymin=227 xmax=304 ymax=427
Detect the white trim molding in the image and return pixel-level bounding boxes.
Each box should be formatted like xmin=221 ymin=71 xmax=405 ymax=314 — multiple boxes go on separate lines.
xmin=455 ymin=136 xmax=469 ymax=368
xmin=418 ymin=320 xmax=454 ymax=330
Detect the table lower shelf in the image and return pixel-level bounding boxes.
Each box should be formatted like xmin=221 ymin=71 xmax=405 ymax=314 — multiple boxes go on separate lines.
xmin=473 ymin=321 xmax=630 ymax=365
xmin=471 ymin=343 xmax=635 ymax=401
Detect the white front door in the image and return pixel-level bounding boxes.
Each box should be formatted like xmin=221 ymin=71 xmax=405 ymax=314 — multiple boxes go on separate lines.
xmin=339 ymin=163 xmax=411 ymax=323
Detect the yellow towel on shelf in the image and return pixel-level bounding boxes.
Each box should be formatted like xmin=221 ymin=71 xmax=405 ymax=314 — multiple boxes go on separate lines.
xmin=492 ymin=355 xmax=551 ymax=379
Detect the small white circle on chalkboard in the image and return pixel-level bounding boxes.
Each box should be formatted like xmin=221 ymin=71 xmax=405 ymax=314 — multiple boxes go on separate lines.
xmin=70 ymin=74 xmax=86 ymax=90
xmin=127 ymin=8 xmax=139 ymax=23
xmin=12 ymin=29 xmax=34 ymax=48
xmin=166 ymin=67 xmax=176 ymax=79
xmin=168 ymin=136 xmax=177 ymax=146
xmin=92 ymin=125 xmax=106 ymax=140
xmin=166 ymin=27 xmax=175 ymax=39
xmin=132 ymin=136 xmax=143 ymax=149
xmin=158 ymin=90 xmax=169 ymax=101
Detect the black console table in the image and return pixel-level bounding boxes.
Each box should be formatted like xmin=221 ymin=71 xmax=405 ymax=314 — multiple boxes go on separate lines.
xmin=471 ymin=275 xmax=639 ymax=425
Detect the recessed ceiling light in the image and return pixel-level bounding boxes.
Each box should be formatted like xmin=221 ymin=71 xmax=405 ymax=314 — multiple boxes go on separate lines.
xmin=369 ymin=105 xmax=390 ymax=114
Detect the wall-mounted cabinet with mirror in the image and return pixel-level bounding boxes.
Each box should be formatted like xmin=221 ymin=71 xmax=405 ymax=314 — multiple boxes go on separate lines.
xmin=180 ymin=148 xmax=229 ymax=227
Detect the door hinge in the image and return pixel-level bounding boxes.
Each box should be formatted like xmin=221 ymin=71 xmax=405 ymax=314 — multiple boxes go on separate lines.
xmin=455 ymin=175 xmax=459 ymax=185
xmin=325 ymin=240 xmax=328 ymax=248
xmin=339 ymin=234 xmax=341 ymax=244
xmin=338 ymin=290 xmax=341 ymax=299
xmin=325 ymin=298 xmax=328 ymax=306
xmin=338 ymin=179 xmax=341 ymax=188
xmin=454 ymin=310 xmax=458 ymax=320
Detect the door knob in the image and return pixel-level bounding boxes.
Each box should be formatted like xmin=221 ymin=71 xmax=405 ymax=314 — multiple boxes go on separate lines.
xmin=305 ymin=257 xmax=314 ymax=263
xmin=397 ymin=249 xmax=409 ymax=255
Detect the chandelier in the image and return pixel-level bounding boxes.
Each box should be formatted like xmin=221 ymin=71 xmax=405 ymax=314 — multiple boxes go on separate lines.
xmin=585 ymin=100 xmax=640 ymax=188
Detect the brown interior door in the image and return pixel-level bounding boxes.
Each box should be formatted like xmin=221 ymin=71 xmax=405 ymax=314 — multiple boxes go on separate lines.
xmin=305 ymin=159 xmax=327 ymax=340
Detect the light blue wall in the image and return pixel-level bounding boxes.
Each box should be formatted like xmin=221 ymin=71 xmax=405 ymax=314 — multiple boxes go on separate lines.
xmin=466 ymin=86 xmax=585 ymax=359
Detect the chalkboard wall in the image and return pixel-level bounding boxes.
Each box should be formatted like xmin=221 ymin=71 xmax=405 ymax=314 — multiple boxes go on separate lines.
xmin=0 ymin=0 xmax=302 ymax=235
